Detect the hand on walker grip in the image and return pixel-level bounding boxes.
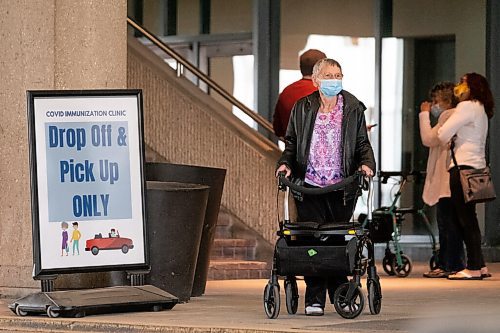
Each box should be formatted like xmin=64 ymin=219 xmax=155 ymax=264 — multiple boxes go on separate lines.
xmin=276 ymin=164 xmax=291 ymax=178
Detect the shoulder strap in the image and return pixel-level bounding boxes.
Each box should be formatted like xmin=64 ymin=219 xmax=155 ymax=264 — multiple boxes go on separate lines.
xmin=486 ymin=120 xmax=490 ymax=166
xmin=450 ymin=136 xmax=460 ymax=169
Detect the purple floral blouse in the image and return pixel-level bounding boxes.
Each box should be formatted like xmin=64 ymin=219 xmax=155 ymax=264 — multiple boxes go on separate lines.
xmin=305 ymin=94 xmax=344 ymax=187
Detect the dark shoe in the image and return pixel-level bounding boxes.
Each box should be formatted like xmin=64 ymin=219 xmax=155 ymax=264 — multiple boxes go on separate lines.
xmin=423 ymin=268 xmax=447 ymax=278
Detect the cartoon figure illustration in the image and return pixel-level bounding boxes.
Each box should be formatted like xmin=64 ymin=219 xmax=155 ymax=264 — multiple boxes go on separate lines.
xmin=85 ymin=230 xmax=133 ymax=256
xmin=70 ymin=222 xmax=81 ymax=255
xmin=109 ymin=228 xmax=118 ymax=238
xmin=61 ymin=222 xmax=69 ymax=256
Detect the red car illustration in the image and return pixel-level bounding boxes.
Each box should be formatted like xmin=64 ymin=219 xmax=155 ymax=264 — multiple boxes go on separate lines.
xmin=85 ymin=231 xmax=134 ymax=255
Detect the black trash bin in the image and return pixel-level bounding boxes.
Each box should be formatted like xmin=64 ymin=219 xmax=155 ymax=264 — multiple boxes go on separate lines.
xmin=146 ymin=181 xmax=209 ymax=302
xmin=145 ymin=163 xmax=226 ymax=297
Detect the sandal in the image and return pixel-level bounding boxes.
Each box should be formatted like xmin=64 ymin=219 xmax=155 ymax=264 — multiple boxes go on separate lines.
xmin=481 ymin=267 xmax=492 ymax=278
xmin=423 ymin=268 xmax=447 ymax=278
xmin=447 ymin=270 xmax=483 ymax=280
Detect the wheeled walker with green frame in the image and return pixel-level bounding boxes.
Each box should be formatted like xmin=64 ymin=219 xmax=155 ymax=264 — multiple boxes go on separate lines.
xmin=360 ymin=171 xmax=439 ymax=278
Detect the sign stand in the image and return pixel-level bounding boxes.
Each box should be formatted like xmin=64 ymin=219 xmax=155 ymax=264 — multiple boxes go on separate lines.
xmin=10 ymin=269 xmax=177 ymax=318
xmin=9 ymin=90 xmax=178 ymax=317
xmin=9 ymin=285 xmax=178 ymax=318
xmin=36 ymin=274 xmax=57 ymax=292
xmin=127 ymin=269 xmax=150 ymax=286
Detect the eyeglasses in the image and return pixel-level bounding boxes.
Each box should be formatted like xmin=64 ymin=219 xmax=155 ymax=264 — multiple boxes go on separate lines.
xmin=320 ymin=73 xmax=344 ymax=80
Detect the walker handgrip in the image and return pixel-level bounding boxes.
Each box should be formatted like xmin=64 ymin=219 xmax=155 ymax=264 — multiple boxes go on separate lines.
xmin=278 ymin=173 xmax=359 ymax=195
xmin=277 ymin=171 xmax=287 ymax=191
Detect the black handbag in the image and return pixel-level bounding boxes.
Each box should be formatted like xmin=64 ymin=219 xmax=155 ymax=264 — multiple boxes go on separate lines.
xmin=451 ymin=140 xmax=496 ymax=204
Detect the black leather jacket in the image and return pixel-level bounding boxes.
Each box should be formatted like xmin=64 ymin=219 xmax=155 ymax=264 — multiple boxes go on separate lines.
xmin=278 ymin=90 xmax=376 ymax=185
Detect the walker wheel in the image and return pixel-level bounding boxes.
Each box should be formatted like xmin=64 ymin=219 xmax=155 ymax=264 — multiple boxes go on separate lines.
xmin=392 ymin=254 xmax=412 ymax=277
xmin=263 ymin=283 xmax=280 ymax=319
xmin=429 ymin=252 xmax=439 ymax=270
xmin=333 ymin=282 xmax=365 ymax=319
xmin=382 ymin=255 xmax=396 ymax=276
xmin=285 ymin=277 xmax=299 ymax=315
xmin=367 ymin=279 xmax=382 ymax=315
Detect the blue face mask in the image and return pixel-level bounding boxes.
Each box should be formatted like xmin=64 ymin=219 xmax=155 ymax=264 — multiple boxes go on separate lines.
xmin=430 ymin=104 xmax=444 ymax=118
xmin=319 ymin=79 xmax=342 ymax=97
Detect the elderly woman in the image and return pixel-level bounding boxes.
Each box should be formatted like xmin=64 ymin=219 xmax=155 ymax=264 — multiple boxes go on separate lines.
xmin=276 ymin=58 xmax=375 ymax=316
xmin=437 ymin=73 xmax=494 ymax=280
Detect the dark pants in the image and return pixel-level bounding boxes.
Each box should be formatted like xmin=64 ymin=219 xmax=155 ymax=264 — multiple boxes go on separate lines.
xmin=436 ymin=197 xmax=465 ymax=272
xmin=449 ymin=167 xmax=485 ymax=270
xmin=295 ymin=188 xmax=357 ymax=308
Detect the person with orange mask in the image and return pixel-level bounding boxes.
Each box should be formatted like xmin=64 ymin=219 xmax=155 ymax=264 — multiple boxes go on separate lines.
xmin=437 ymin=73 xmax=494 ymax=280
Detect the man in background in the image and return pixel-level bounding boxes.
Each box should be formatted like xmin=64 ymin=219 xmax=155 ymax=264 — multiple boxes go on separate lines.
xmin=272 ymin=49 xmax=326 ymax=138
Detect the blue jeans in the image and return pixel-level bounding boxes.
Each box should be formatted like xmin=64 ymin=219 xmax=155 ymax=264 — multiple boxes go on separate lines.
xmin=73 ymin=239 xmax=80 ymax=255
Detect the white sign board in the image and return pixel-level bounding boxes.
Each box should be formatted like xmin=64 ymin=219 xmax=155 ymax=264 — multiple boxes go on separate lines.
xmin=27 ymin=90 xmax=148 ymax=277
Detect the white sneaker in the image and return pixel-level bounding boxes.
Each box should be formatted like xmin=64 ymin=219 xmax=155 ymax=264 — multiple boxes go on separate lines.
xmin=305 ymin=303 xmax=324 ymax=316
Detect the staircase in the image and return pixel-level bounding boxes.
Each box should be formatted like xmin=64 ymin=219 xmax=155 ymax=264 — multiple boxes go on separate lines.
xmin=207 ymin=209 xmax=272 ymax=280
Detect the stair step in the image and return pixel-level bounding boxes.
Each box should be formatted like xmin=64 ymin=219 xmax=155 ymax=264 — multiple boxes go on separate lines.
xmin=211 ymin=239 xmax=257 ymax=260
xmin=208 ymin=260 xmax=271 ymax=280
xmin=216 ymin=212 xmax=232 ymax=226
xmin=214 ymin=223 xmax=232 ymax=238
xmin=214 ymin=239 xmax=256 ymax=247
xmin=214 ymin=210 xmax=233 ymax=238
xmin=208 ymin=210 xmax=274 ymax=280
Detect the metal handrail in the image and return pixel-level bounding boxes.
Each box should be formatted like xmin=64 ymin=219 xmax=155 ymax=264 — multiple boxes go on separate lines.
xmin=127 ymin=17 xmax=276 ymax=136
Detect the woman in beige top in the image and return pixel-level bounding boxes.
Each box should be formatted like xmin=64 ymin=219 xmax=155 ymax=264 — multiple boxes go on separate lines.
xmin=419 ymin=82 xmax=464 ymax=278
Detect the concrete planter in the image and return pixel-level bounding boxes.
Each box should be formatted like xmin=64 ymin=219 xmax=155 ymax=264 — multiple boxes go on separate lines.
xmin=145 ymin=162 xmax=226 ymax=297
xmin=146 ymin=181 xmax=209 ymax=302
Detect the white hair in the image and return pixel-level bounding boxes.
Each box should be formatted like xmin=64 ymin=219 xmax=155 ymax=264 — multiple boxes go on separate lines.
xmin=311 ymin=58 xmax=343 ymax=80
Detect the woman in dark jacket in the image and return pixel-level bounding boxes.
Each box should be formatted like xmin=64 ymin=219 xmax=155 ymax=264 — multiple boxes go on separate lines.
xmin=276 ymin=58 xmax=375 ymax=316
